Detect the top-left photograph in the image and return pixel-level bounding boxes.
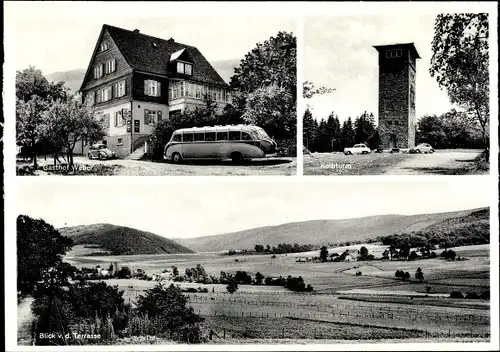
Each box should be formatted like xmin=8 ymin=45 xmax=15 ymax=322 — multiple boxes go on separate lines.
xmin=9 ymin=2 xmax=297 ymax=176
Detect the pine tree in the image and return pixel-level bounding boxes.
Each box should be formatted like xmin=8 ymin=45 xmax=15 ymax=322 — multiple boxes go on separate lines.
xmin=303 ymin=108 xmax=317 ymax=151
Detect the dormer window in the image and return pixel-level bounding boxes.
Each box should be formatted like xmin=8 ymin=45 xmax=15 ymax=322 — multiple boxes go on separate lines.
xmin=177 ymin=62 xmax=193 ymax=75
xmin=100 ymin=42 xmax=109 ymax=52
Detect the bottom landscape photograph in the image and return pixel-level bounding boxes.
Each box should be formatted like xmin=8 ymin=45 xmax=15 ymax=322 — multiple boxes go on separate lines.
xmin=14 ymin=180 xmax=491 ymax=346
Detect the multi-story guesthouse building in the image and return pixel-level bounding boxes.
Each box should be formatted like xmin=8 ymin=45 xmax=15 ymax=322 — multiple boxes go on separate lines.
xmin=78 ymin=24 xmax=231 ymax=157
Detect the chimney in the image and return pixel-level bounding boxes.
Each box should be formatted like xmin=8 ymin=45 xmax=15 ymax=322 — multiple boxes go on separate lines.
xmin=133 ymin=29 xmax=140 ymax=33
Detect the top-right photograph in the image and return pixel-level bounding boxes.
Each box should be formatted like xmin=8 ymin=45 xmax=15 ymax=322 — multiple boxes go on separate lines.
xmin=303 ymin=12 xmax=491 ymax=176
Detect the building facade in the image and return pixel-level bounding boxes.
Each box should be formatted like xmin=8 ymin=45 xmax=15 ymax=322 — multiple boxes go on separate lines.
xmin=78 ymin=24 xmax=230 ymax=157
xmin=373 ymin=43 xmax=420 ymax=149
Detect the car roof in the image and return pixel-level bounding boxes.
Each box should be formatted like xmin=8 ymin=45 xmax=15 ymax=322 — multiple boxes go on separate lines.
xmin=174 ymin=125 xmax=259 ymax=133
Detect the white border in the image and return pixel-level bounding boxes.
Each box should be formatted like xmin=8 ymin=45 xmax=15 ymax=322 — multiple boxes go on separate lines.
xmin=4 ymin=1 xmax=499 ymax=351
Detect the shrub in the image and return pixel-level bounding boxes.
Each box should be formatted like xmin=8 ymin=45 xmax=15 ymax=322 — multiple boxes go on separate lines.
xmin=450 ymin=291 xmax=464 ymax=298
xmin=430 ymin=251 xmax=437 ymax=258
xmin=135 ymin=283 xmax=204 ymax=342
xmin=226 ymin=280 xmax=238 ymax=294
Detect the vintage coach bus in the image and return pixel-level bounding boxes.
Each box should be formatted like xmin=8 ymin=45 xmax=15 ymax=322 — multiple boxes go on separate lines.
xmin=164 ymin=125 xmax=277 ymax=163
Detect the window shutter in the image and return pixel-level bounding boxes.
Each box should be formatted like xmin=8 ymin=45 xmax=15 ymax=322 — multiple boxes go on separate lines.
xmin=144 ymin=109 xmax=150 ymax=124
xmin=114 ymin=112 xmax=118 ymax=127
xmin=144 ymin=80 xmax=149 ymax=95
xmin=157 ymin=82 xmax=161 ymax=96
xmin=123 ymin=81 xmax=127 ymax=96
xmin=112 ymin=58 xmax=116 ymax=72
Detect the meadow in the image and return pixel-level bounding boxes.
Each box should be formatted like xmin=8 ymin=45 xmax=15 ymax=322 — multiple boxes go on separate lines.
xmin=63 ymin=243 xmax=491 ymax=342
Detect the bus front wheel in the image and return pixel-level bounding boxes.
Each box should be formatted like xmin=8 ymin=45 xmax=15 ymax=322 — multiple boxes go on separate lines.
xmin=172 ymin=153 xmax=183 ymax=163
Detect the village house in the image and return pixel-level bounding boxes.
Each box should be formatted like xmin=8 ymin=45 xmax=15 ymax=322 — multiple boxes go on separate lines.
xmin=78 ymin=24 xmax=231 ymax=158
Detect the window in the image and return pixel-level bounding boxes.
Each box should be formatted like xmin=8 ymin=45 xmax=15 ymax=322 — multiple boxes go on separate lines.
xmin=216 ymin=131 xmax=228 ymax=141
xmin=94 ymin=64 xmax=103 ymax=79
xmin=183 ymin=133 xmax=194 ymax=142
xmin=144 ymin=80 xmax=161 ymax=97
xmin=102 ymin=86 xmax=112 ymax=102
xmin=205 ymin=132 xmax=216 ymax=141
xmin=105 ymin=59 xmax=116 ymax=74
xmin=172 ymin=133 xmax=182 ymax=142
xmin=114 ymin=110 xmax=125 ymax=127
xmin=144 ymin=109 xmax=157 ymax=125
xmin=242 ymin=132 xmax=253 ymax=141
xmin=193 ymin=132 xmax=204 ymax=142
xmin=229 ymin=131 xmax=241 ymax=141
xmin=176 ymin=62 xmax=193 ymax=75
xmin=100 ymin=42 xmax=109 ymax=52
xmin=386 ymin=49 xmax=402 ymax=58
xmin=113 ymin=80 xmax=126 ymax=98
xmin=117 ymin=138 xmax=123 ymax=146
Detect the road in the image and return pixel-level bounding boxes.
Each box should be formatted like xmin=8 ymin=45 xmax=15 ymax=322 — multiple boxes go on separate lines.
xmin=26 ymin=156 xmax=297 ymax=176
xmin=387 ymin=150 xmax=485 ymax=175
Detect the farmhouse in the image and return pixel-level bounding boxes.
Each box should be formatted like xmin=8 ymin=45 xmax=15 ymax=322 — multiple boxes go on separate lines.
xmin=78 ymin=24 xmax=230 ymax=157
xmin=373 ymin=43 xmax=420 ymax=149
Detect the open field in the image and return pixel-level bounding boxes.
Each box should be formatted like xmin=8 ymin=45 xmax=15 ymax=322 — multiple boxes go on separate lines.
xmin=304 ymin=149 xmax=487 ymax=175
xmin=17 ymin=156 xmax=296 ymax=176
xmin=58 ymin=243 xmax=491 ymax=342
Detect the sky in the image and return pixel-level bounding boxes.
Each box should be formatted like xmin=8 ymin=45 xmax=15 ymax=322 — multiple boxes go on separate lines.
xmin=16 ymin=179 xmax=490 ymax=240
xmin=304 ymin=13 xmax=454 ymax=123
xmin=5 ymin=2 xmax=296 ymax=75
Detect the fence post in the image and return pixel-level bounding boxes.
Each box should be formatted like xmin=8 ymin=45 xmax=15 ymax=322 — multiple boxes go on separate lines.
xmin=282 ymin=327 xmax=285 ymax=338
xmin=223 ymin=328 xmax=226 ymax=339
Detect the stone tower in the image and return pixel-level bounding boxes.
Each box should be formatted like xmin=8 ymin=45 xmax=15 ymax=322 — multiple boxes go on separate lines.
xmin=373 ymin=43 xmax=420 ymax=149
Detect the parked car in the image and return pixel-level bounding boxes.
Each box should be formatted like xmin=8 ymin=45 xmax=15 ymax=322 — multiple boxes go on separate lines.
xmin=88 ymin=143 xmax=116 ymax=160
xmin=414 ymin=143 xmax=434 ymax=154
xmin=344 ymin=144 xmax=371 ymax=155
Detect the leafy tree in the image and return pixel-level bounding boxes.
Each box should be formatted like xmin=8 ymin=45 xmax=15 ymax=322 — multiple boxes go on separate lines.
xmin=415 ymin=267 xmax=424 ymax=282
xmin=399 ymin=243 xmax=411 ymax=260
xmin=17 ymin=215 xmax=74 ymax=298
xmin=382 ymin=249 xmax=390 ymax=260
xmin=254 ymin=244 xmax=265 ymax=253
xmin=16 ymin=66 xmax=68 ymax=102
xmin=172 ymin=266 xmax=179 ymax=276
xmin=136 ymin=283 xmax=204 ymax=342
xmin=303 ymin=81 xmax=335 ymax=99
xmin=16 ymin=96 xmax=49 ymax=168
xmin=254 ymin=272 xmax=265 ymax=285
xmin=226 ymin=280 xmax=238 ymax=294
xmin=319 ymin=246 xmax=329 ymax=262
xmin=43 ymin=98 xmax=105 ymax=168
xmin=430 ymin=14 xmax=490 ymax=146
xmin=409 ymin=250 xmax=418 ymax=260
xmin=234 ymin=271 xmax=253 ymax=285
xmin=242 ymin=84 xmax=295 ymax=142
xmin=359 ymin=246 xmax=369 ymax=260
xmin=403 ymin=272 xmax=411 ymax=281
xmin=230 ymin=31 xmax=296 ymax=145
xmin=395 ymin=270 xmax=404 ymax=280
xmin=116 ymin=266 xmax=131 ymax=279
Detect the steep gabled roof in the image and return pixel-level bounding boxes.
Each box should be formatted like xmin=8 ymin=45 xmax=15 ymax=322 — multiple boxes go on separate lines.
xmin=104 ymin=24 xmax=228 ymax=87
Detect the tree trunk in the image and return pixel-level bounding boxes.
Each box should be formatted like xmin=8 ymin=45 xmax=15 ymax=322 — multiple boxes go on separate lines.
xmin=32 ymin=142 xmax=37 ymax=168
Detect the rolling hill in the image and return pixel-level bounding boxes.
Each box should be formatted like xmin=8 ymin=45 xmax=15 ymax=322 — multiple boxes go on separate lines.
xmin=59 ymin=223 xmax=194 ymax=255
xmin=173 ymin=208 xmax=488 ymax=252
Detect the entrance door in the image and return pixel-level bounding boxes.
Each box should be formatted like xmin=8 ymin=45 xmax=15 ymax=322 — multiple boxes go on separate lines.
xmin=390 ymin=134 xmax=397 ymax=148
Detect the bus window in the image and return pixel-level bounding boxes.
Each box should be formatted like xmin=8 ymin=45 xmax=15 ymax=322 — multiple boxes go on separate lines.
xmin=183 ymin=133 xmax=194 ymax=142
xmin=229 ymin=131 xmax=241 ymax=141
xmin=205 ymin=132 xmax=216 ymax=141
xmin=242 ymin=132 xmax=253 ymax=141
xmin=172 ymin=133 xmax=182 ymax=142
xmin=193 ymin=132 xmax=204 ymax=142
xmin=216 ymin=131 xmax=228 ymax=141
